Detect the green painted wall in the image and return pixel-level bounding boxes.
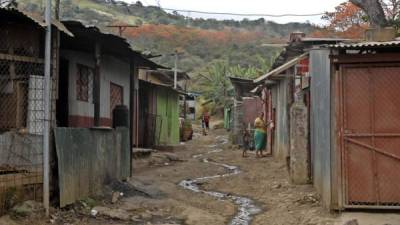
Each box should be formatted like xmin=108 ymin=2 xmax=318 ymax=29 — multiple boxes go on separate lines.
xmin=224 ymin=107 xmax=232 ymax=130
xmin=155 ymin=86 xmax=179 ymax=145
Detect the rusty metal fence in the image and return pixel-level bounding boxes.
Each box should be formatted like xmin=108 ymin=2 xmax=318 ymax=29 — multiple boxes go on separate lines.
xmin=0 ymin=26 xmax=52 ymax=214
xmin=144 ymin=113 xmax=157 ymax=148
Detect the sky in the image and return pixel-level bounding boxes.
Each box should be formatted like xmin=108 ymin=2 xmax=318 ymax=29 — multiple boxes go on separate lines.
xmin=122 ymin=0 xmax=345 ymax=24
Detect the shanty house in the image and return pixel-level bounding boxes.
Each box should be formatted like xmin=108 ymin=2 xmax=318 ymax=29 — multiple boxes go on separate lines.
xmin=181 ymin=92 xmax=200 ymax=121
xmin=310 ymin=41 xmax=400 ymax=210
xmin=58 ymin=21 xmax=159 ymax=128
xmin=254 ymin=53 xmax=309 ymax=159
xmin=253 ymin=34 xmax=350 ymax=184
xmin=137 ymin=69 xmax=188 ymax=148
xmin=0 ymin=8 xmax=72 ymax=214
xmin=53 ymin=21 xmax=163 ymax=207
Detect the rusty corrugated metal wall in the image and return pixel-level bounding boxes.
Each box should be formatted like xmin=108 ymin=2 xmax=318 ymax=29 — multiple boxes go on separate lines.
xmin=231 ymin=97 xmax=263 ymax=146
xmin=242 ymin=97 xmax=263 ymax=126
xmin=138 ymin=81 xmax=158 ymax=148
xmin=54 ymin=127 xmax=130 ymax=207
xmin=271 ymin=77 xmax=291 ymax=161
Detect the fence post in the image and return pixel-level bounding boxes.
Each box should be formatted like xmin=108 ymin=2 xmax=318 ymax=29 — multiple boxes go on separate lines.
xmin=43 ymin=0 xmax=52 ymax=217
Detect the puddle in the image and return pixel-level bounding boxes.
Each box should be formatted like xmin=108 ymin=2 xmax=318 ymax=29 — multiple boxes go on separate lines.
xmin=179 ymin=136 xmax=261 ymax=225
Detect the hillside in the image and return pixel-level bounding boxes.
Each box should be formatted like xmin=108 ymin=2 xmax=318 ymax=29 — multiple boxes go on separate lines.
xmin=16 ymin=0 xmax=317 ymax=91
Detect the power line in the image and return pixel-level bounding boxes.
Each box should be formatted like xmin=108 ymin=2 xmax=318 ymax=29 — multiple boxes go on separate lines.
xmin=160 ymin=7 xmax=324 ymax=17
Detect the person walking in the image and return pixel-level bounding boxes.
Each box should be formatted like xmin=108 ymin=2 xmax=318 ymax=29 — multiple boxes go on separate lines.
xmin=254 ymin=112 xmax=267 ymax=158
xmin=201 ymin=117 xmax=207 ymax=136
xmin=202 ymin=111 xmax=210 ymax=131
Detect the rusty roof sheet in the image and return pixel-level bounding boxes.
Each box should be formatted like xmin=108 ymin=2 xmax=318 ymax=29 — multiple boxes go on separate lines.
xmin=0 ymin=7 xmax=73 ymax=36
xmin=329 ymin=41 xmax=400 ymax=49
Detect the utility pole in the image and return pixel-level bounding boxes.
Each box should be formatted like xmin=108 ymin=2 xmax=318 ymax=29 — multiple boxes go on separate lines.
xmin=183 ymin=82 xmax=187 ymax=119
xmin=106 ymin=25 xmax=138 ymax=36
xmin=43 ymin=0 xmax=52 ymax=217
xmin=174 ymin=50 xmax=178 ymax=89
xmin=55 ymin=0 xmax=60 ymax=19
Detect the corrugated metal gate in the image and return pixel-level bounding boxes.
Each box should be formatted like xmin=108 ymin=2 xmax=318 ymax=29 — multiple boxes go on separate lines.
xmin=340 ymin=64 xmax=400 ymax=208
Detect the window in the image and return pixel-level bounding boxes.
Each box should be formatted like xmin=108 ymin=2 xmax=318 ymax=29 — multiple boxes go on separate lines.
xmin=76 ymin=64 xmax=94 ymax=102
xmin=110 ymin=82 xmax=123 ymax=117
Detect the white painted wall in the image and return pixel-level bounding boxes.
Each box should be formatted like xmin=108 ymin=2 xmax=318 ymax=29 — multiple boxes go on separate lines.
xmin=101 ymin=55 xmax=130 ymax=118
xmin=61 ymin=50 xmax=131 ymax=119
xmin=187 ymin=100 xmax=196 ymax=108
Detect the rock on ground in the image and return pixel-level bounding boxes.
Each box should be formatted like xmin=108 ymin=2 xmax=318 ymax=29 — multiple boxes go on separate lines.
xmin=92 ymin=206 xmax=131 ymax=221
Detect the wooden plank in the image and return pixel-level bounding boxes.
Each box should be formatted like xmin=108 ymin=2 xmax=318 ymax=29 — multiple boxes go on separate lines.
xmin=0 ymin=53 xmax=44 ymax=64
xmin=0 ymin=173 xmax=43 ymax=188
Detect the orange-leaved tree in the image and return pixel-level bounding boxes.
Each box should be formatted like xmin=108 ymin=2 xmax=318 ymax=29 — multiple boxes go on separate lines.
xmin=319 ymin=1 xmax=369 ymax=39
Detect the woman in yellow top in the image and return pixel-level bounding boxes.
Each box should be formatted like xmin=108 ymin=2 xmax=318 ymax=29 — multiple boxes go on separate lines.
xmin=254 ymin=112 xmax=267 ymax=157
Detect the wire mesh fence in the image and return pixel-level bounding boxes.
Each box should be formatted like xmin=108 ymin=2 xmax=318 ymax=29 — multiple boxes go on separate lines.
xmin=0 ymin=24 xmax=51 ymax=214
xmin=341 ymin=65 xmax=400 ymax=208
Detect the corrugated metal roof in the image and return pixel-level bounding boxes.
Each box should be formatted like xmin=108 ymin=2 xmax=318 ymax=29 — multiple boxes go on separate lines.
xmin=145 ymin=69 xmax=190 ymax=82
xmin=301 ymin=37 xmax=352 ymax=42
xmin=141 ymin=69 xmax=187 ymax=94
xmin=229 ymin=76 xmax=258 ymax=97
xmin=250 ymin=80 xmax=277 ymax=94
xmin=330 ymin=41 xmax=400 ymax=49
xmin=254 ymin=52 xmax=309 ymax=83
xmin=0 ymin=7 xmax=73 ymax=36
xmin=62 ymin=20 xmax=166 ymax=69
xmin=140 ymin=79 xmax=186 ymax=95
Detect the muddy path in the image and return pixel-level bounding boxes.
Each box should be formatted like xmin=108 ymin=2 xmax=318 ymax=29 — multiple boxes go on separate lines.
xmin=179 ymin=136 xmax=262 ymax=225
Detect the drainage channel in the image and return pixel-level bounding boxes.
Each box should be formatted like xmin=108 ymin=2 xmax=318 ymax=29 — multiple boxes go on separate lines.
xmin=179 ymin=136 xmax=261 ymax=225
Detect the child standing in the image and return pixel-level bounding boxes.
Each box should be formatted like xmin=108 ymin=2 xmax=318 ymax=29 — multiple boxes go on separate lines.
xmin=202 ymin=111 xmax=210 ymax=131
xmin=242 ymin=127 xmax=251 ymax=157
xmin=201 ymin=118 xmax=207 ymax=136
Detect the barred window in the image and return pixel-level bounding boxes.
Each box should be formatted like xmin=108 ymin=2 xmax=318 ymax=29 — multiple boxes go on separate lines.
xmin=76 ymin=64 xmax=93 ymax=102
xmin=110 ymin=82 xmax=123 ymax=117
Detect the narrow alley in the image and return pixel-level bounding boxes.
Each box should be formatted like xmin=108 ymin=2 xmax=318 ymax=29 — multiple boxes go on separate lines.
xmin=5 ymin=127 xmax=399 ymax=225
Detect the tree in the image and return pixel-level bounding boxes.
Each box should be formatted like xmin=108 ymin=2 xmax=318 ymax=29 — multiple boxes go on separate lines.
xmin=350 ymin=0 xmax=388 ymax=27
xmin=135 ymin=1 xmax=143 ymax=7
xmin=320 ymin=2 xmax=369 ymax=38
xmin=319 ymin=0 xmax=400 ymax=37
xmin=380 ymin=0 xmax=400 ymax=28
xmin=381 ymin=0 xmax=400 ymax=21
xmin=323 ymin=2 xmax=368 ymax=32
xmin=229 ymin=65 xmax=259 ymax=79
xmin=200 ymin=61 xmax=232 ymax=107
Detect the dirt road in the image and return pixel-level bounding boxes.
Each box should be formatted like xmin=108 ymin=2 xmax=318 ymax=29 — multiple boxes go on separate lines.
xmin=3 ymin=129 xmax=400 ymax=225
xmin=127 ymin=129 xmax=337 ymax=225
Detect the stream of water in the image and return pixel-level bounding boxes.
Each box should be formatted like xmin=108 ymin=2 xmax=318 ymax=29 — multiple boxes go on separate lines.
xmin=178 ymin=136 xmax=262 ymax=225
